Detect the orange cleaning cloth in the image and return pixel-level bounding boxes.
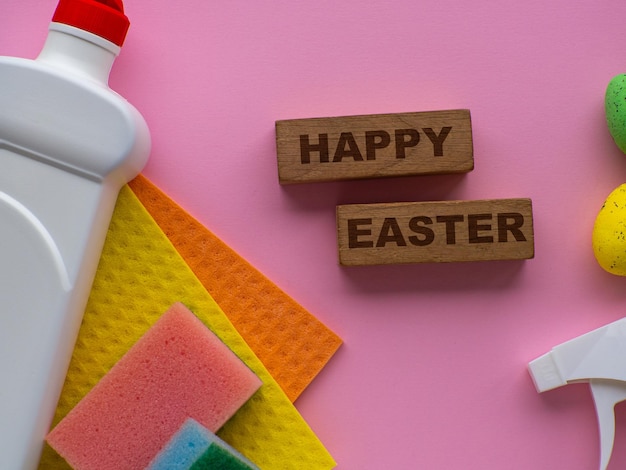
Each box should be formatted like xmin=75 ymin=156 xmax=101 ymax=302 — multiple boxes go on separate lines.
xmin=129 ymin=174 xmax=342 ymax=402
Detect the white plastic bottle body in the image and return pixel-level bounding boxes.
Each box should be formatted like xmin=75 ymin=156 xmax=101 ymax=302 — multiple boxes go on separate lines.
xmin=0 ymin=23 xmax=150 ymax=469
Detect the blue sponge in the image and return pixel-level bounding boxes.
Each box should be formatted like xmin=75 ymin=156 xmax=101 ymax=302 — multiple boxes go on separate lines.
xmin=148 ymin=418 xmax=259 ymax=470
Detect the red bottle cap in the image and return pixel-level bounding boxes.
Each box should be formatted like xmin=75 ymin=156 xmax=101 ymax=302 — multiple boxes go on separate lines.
xmin=52 ymin=0 xmax=130 ymax=47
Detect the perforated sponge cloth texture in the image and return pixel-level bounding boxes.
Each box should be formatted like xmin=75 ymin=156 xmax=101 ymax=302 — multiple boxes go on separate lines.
xmin=38 ymin=186 xmax=336 ymax=470
xmin=129 ymin=174 xmax=342 ymax=402
xmin=46 ymin=303 xmax=263 ymax=470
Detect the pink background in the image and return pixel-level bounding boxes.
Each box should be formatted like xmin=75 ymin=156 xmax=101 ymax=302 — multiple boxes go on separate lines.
xmin=5 ymin=1 xmax=626 ymax=468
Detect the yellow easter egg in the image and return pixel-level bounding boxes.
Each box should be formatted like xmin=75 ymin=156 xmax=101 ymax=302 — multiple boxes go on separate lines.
xmin=593 ymin=184 xmax=626 ymax=275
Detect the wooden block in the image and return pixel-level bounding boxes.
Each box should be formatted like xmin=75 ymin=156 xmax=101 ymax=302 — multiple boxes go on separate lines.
xmin=337 ymin=198 xmax=534 ymax=266
xmin=276 ymin=109 xmax=473 ymax=184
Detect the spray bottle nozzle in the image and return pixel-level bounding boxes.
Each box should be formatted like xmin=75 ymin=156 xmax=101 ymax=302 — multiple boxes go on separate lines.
xmin=529 ymin=317 xmax=626 ymax=470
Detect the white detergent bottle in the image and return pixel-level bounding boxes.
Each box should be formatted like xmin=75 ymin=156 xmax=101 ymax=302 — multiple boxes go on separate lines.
xmin=0 ymin=0 xmax=150 ymax=468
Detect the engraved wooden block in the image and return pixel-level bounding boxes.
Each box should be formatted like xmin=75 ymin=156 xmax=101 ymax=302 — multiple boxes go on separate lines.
xmin=276 ymin=109 xmax=474 ymax=184
xmin=337 ymin=198 xmax=534 ymax=266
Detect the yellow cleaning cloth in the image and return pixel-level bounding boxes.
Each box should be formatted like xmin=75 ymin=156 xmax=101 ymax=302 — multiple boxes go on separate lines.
xmin=129 ymin=174 xmax=342 ymax=402
xmin=39 ymin=186 xmax=336 ymax=469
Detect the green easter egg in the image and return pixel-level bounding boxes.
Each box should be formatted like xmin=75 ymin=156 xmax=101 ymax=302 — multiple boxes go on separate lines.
xmin=606 ymin=74 xmax=626 ymax=154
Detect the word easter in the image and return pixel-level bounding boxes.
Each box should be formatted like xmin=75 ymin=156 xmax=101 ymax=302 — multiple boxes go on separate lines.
xmin=275 ymin=110 xmax=473 ymax=184
xmin=336 ymin=199 xmax=534 ymax=266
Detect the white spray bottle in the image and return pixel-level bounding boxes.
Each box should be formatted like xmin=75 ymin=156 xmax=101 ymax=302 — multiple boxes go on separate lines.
xmin=529 ymin=317 xmax=626 ymax=470
xmin=0 ymin=0 xmax=150 ymax=467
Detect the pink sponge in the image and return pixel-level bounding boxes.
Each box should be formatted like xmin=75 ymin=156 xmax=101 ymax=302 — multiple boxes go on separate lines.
xmin=46 ymin=303 xmax=262 ymax=470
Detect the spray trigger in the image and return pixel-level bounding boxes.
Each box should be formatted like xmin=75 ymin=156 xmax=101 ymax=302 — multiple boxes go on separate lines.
xmin=590 ymin=379 xmax=626 ymax=470
xmin=528 ymin=317 xmax=626 ymax=470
